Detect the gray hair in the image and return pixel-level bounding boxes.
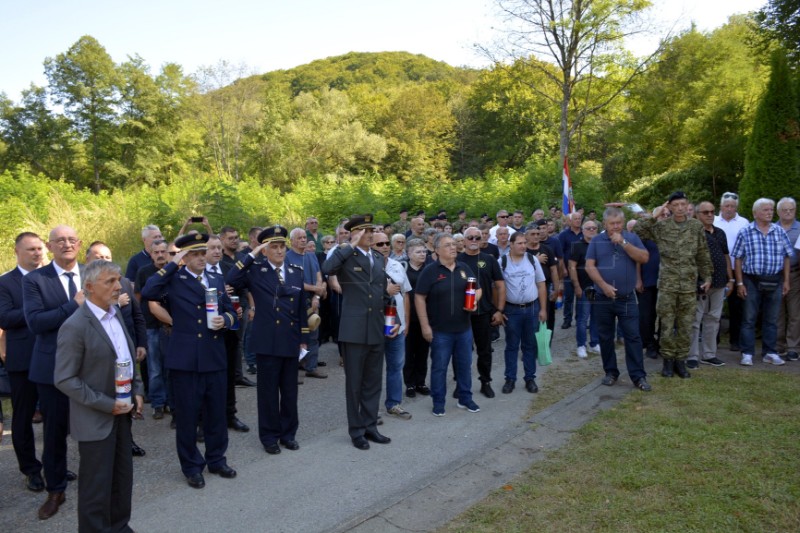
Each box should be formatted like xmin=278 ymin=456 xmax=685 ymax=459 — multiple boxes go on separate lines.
xmin=463 ymin=226 xmax=481 ymax=238
xmin=82 ymin=260 xmax=121 ymax=290
xmin=289 ymin=227 xmax=306 ymax=240
xmin=405 ymin=237 xmax=426 ymax=253
xmin=142 ymin=225 xmax=160 ymax=239
xmin=752 ymin=198 xmax=775 ymax=213
xmin=432 ymin=232 xmax=452 ymax=250
xmin=720 ymin=192 xmax=739 ymax=207
xmin=777 ymin=197 xmax=796 ymax=211
xmin=603 ymin=207 xmax=625 ymax=221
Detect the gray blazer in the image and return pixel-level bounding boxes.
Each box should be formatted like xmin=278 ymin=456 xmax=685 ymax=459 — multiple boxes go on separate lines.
xmin=54 ymin=303 xmax=144 ymax=442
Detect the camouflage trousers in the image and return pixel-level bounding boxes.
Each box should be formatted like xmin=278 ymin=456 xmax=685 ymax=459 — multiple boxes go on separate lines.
xmin=656 ymin=290 xmax=696 ymax=361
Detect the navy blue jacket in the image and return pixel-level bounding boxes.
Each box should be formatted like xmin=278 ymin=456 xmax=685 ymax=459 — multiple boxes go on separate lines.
xmin=0 ymin=267 xmax=36 ymax=373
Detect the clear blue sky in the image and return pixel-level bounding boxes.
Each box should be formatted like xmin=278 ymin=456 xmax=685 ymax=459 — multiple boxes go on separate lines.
xmin=0 ymin=0 xmax=765 ymax=101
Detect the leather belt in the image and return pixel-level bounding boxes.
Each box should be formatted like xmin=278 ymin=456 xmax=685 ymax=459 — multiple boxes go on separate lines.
xmin=507 ymin=301 xmax=535 ymax=308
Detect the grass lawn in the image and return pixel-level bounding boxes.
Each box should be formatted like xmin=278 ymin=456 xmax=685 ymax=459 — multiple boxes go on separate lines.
xmin=442 ymin=369 xmax=800 ymax=533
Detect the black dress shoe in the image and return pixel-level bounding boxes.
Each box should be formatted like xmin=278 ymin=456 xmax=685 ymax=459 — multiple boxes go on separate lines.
xmin=209 ymin=464 xmax=237 ymax=478
xmin=26 ymin=472 xmax=45 ymax=492
xmin=405 ymin=386 xmax=416 ymax=398
xmin=228 ymin=417 xmax=250 ymax=432
xmin=247 ymin=364 xmax=257 ymax=375
xmin=525 ymin=379 xmax=539 ymax=393
xmin=502 ymin=380 xmax=515 ymax=394
xmin=131 ymin=441 xmax=146 ymax=457
xmin=352 ymin=436 xmax=370 ymax=450
xmin=186 ymin=473 xmax=205 ymax=489
xmin=561 ymin=321 xmax=572 ymax=329
xmin=601 ymin=374 xmax=617 ymax=386
xmin=364 ymin=431 xmax=391 ymax=444
xmin=317 ymin=361 xmax=327 ymax=367
xmin=415 ymin=385 xmax=431 ymax=396
xmin=674 ymin=360 xmax=691 ymax=379
xmin=235 ymin=377 xmax=256 ymax=387
xmin=280 ymin=440 xmax=300 ymax=450
xmin=452 ymin=388 xmax=459 ymax=399
xmin=66 ymin=470 xmax=77 ymax=482
xmin=264 ymin=443 xmax=281 ymax=455
xmin=480 ymin=382 xmax=496 ymax=398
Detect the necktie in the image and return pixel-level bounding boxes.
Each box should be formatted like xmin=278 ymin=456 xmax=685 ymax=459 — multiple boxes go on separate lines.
xmin=65 ymin=272 xmax=77 ymax=300
xmin=276 ymin=267 xmax=284 ymax=285
xmin=211 ymin=265 xmax=219 ymax=274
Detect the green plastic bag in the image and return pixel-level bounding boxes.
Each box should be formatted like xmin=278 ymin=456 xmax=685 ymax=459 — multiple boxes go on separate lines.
xmin=536 ymin=321 xmax=552 ymax=366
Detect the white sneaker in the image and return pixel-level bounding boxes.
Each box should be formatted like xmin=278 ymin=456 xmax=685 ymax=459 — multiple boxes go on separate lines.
xmin=763 ymin=353 xmax=786 ymax=366
xmin=576 ymin=346 xmax=588 ymax=359
xmin=740 ymin=354 xmax=753 ymax=366
xmin=588 ymin=344 xmax=600 ymax=354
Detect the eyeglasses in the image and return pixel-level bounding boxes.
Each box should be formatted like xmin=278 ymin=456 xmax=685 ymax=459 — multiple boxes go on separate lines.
xmin=722 ymin=192 xmax=739 ymax=200
xmin=497 ymin=215 xmax=508 ymax=218
xmin=465 ymin=235 xmax=482 ymax=241
xmin=50 ymin=237 xmax=79 ymax=246
xmin=169 ymin=251 xmax=178 ymax=256
xmin=374 ymin=242 xmax=390 ymax=247
xmin=697 ymin=210 xmax=715 ymax=215
xmin=583 ymin=227 xmax=598 ymax=231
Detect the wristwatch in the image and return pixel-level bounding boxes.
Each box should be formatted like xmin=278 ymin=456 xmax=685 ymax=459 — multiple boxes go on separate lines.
xmin=621 ymin=239 xmax=628 ymax=247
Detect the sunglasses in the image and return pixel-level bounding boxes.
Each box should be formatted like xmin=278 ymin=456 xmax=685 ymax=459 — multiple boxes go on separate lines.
xmin=374 ymin=242 xmax=390 ymax=247
xmin=722 ymin=192 xmax=739 ymax=200
xmin=697 ymin=210 xmax=715 ymax=215
xmin=465 ymin=235 xmax=482 ymax=241
xmin=497 ymin=215 xmax=508 ymax=218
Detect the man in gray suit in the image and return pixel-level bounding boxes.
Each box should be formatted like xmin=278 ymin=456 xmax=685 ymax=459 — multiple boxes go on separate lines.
xmin=323 ymin=215 xmax=397 ymax=450
xmin=55 ymin=260 xmax=144 ymax=533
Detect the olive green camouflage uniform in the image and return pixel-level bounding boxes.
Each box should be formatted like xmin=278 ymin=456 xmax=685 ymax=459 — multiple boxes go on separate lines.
xmin=391 ymin=219 xmax=411 ymax=235
xmin=634 ymin=217 xmax=712 ymax=361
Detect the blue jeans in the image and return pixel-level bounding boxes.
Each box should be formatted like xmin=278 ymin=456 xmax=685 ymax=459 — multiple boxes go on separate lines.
xmin=575 ymin=293 xmax=599 ymax=348
xmin=384 ymin=332 xmax=406 ymax=409
xmin=504 ymin=301 xmax=539 ymax=382
xmin=592 ymin=293 xmax=645 ymax=381
xmin=430 ymin=328 xmax=474 ymax=408
xmin=741 ymin=275 xmax=782 ymax=355
xmin=303 ymin=328 xmax=320 ymax=371
xmin=147 ymin=328 xmax=167 ymax=409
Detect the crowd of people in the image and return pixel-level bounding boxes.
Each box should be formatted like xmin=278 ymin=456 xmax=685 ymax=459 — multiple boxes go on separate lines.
xmin=0 ymin=193 xmax=797 ymax=531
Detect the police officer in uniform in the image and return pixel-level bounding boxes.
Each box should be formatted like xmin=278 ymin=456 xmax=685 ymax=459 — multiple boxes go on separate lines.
xmin=226 ymin=225 xmax=309 ymax=454
xmin=141 ymin=233 xmax=238 ymax=489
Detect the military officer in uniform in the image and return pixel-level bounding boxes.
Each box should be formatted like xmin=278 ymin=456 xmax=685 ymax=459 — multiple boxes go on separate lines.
xmin=226 ymin=225 xmax=309 ymax=454
xmin=322 ymin=214 xmax=398 ymax=450
xmin=634 ymin=191 xmax=712 ymax=378
xmin=141 ymin=233 xmax=238 ymax=489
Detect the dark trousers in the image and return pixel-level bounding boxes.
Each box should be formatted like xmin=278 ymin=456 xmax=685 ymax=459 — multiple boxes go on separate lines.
xmin=37 ymin=383 xmax=69 ymax=493
xmin=470 ymin=313 xmax=493 ymax=383
xmin=330 ymin=290 xmax=344 ymax=357
xmin=593 ymin=293 xmax=646 ymax=381
xmin=728 ymin=292 xmax=743 ymax=347
xmin=77 ymin=415 xmax=134 ymax=533
xmin=9 ymin=371 xmax=41 ymax=475
xmin=256 ymin=354 xmax=299 ymax=446
xmin=224 ymin=331 xmax=239 ymax=420
xmin=563 ymin=278 xmax=576 ymax=323
xmin=171 ymin=369 xmax=228 ymax=477
xmin=638 ymin=286 xmax=660 ymax=351
xmin=342 ymin=342 xmax=384 ymax=439
xmin=403 ymin=319 xmax=430 ymax=388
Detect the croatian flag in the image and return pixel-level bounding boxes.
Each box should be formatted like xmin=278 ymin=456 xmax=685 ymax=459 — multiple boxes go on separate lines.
xmin=562 ymin=155 xmax=574 ymax=215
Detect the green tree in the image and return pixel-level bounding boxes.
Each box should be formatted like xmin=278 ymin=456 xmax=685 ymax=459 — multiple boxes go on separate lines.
xmin=44 ymin=35 xmax=120 ymax=191
xmin=740 ymin=48 xmax=799 ymax=210
xmin=756 ymin=0 xmax=800 ymax=63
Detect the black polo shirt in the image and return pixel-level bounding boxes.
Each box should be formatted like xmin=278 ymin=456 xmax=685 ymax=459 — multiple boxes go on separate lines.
xmin=704 ymin=225 xmax=730 ymax=288
xmin=457 ymin=252 xmax=503 ymax=315
xmin=569 ymin=240 xmax=593 ymax=289
xmin=415 ymin=260 xmax=479 ymax=333
xmin=526 ymin=243 xmax=557 ymax=283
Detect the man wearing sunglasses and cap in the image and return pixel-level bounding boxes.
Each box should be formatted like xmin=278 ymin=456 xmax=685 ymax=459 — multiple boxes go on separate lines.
xmin=323 ymin=214 xmax=398 ymax=450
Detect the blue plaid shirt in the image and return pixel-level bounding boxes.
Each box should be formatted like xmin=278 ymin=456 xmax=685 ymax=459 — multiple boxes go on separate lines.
xmin=730 ymin=222 xmax=795 ymax=275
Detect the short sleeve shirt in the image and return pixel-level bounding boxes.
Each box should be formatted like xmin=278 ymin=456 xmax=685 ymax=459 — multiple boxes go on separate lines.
xmin=415 ymin=260 xmax=479 ymax=333
xmin=457 ymin=252 xmax=504 ymax=315
xmin=586 ymin=231 xmax=645 ymax=296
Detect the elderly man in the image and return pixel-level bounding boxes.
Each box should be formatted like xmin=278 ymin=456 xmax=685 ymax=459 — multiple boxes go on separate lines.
xmin=586 ymin=208 xmax=652 ymax=391
xmin=23 ymin=225 xmax=84 ymax=519
xmin=634 ymin=191 xmax=712 ymax=379
xmin=557 ymin=212 xmax=584 ymax=329
xmin=54 ymin=260 xmax=144 ymax=533
xmin=776 ymin=197 xmax=800 ymax=361
xmin=489 ymin=209 xmax=516 ymax=244
xmin=125 ymin=224 xmax=163 ymax=281
xmin=458 ymin=226 xmax=505 ymax=398
xmin=227 ymin=226 xmax=309 ymax=453
xmin=714 ymin=192 xmax=750 ymax=351
xmin=732 ymin=198 xmax=795 ymax=367
xmin=288 ymin=228 xmax=326 ymax=378
xmin=495 ymin=227 xmax=511 ymax=257
xmin=499 ymin=232 xmax=547 ymax=394
xmin=372 ymin=231 xmax=413 ymax=419
xmin=415 ymin=233 xmax=482 ymax=415
xmin=142 ymin=233 xmax=238 ymax=488
xmin=405 ymin=216 xmax=425 ymax=240
xmin=0 ymin=233 xmax=46 ymax=492
xmin=323 ymin=215 xmax=395 ymax=450
xmin=569 ymin=220 xmax=601 ymax=358
xmin=687 ymin=202 xmax=734 ymax=368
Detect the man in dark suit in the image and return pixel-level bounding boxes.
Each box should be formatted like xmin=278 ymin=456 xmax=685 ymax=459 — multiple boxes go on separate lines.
xmin=54 ymin=260 xmax=144 ymax=533
xmin=322 ymin=215 xmax=396 ymax=450
xmin=141 ymin=233 xmax=238 ymax=489
xmin=22 ymin=224 xmax=84 ymax=520
xmin=124 ymin=224 xmax=162 ymax=281
xmin=227 ymin=225 xmax=309 ymax=454
xmin=0 ymin=232 xmax=46 ymax=492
